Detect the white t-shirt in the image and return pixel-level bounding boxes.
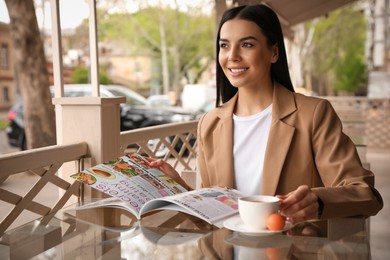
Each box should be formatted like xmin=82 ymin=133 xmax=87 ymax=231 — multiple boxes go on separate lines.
xmin=233 ymin=105 xmax=272 ymax=195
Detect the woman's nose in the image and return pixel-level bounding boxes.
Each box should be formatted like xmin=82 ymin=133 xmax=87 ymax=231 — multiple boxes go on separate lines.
xmin=228 ymin=48 xmax=241 ymax=62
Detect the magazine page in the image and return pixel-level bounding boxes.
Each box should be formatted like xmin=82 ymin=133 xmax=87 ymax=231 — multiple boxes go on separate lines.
xmin=140 ymin=186 xmax=243 ymax=226
xmin=66 ymin=197 xmax=136 ymax=213
xmin=71 ymin=153 xmax=188 ymax=218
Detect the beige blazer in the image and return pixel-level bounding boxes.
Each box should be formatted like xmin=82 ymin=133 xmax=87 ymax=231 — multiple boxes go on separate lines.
xmin=197 ymin=83 xmax=383 ymax=219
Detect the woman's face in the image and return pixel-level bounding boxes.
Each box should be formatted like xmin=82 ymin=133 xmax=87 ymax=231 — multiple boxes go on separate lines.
xmin=218 ymin=19 xmax=277 ymax=90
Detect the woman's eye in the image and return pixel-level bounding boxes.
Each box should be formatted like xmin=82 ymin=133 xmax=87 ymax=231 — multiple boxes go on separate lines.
xmin=220 ymin=43 xmax=228 ymax=49
xmin=242 ymin=42 xmax=253 ymax=48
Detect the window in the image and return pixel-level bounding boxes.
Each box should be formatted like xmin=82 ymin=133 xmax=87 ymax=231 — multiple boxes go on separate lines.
xmin=2 ymin=87 xmax=10 ymax=103
xmin=1 ymin=43 xmax=9 ymax=68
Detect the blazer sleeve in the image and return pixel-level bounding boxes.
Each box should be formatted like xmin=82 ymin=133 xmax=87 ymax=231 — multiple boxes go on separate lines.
xmin=310 ymin=99 xmax=383 ymax=219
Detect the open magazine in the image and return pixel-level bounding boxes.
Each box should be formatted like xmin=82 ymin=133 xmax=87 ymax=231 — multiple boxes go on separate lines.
xmin=70 ymin=153 xmax=244 ymax=227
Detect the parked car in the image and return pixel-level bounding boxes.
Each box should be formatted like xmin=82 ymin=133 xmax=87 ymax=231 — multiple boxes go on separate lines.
xmin=6 ymin=84 xmax=197 ymax=150
xmin=147 ymin=94 xmax=172 ymax=107
xmin=181 ymin=84 xmax=216 ymax=112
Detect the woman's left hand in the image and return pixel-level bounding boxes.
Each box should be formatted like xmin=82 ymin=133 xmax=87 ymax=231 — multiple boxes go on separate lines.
xmin=277 ymin=185 xmax=319 ymax=223
xmin=144 ymin=157 xmax=192 ymax=190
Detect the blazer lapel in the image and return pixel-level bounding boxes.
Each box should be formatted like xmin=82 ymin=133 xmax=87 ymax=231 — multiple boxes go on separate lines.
xmin=213 ymin=95 xmax=237 ymax=188
xmin=262 ymin=84 xmax=297 ymax=195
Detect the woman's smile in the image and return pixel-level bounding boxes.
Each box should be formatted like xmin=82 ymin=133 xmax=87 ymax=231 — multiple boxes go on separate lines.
xmin=228 ymin=67 xmax=249 ymax=75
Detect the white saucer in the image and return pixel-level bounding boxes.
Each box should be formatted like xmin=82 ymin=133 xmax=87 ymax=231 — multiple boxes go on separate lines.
xmin=223 ymin=216 xmax=292 ymax=235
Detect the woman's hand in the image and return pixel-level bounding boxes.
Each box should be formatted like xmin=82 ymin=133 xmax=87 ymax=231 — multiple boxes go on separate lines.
xmin=144 ymin=157 xmax=192 ymax=190
xmin=277 ymin=185 xmax=319 ymax=223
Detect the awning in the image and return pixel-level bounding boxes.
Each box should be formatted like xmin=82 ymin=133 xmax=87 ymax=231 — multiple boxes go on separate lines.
xmin=239 ymin=0 xmax=357 ymax=37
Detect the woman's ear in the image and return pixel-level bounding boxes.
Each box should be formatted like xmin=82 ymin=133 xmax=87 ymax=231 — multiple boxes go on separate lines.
xmin=271 ymin=44 xmax=279 ymax=63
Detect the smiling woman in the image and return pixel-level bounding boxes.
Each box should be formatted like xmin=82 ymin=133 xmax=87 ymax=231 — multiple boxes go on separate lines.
xmin=147 ymin=5 xmax=383 ymax=234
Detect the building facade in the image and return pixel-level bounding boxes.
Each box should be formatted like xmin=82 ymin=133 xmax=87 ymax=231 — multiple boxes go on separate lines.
xmin=0 ymin=22 xmax=15 ymax=110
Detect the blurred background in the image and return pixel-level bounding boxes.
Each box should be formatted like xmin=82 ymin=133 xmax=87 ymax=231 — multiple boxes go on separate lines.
xmin=0 ymin=0 xmax=389 ymax=152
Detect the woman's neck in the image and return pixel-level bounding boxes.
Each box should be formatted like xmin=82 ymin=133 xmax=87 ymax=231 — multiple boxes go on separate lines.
xmin=234 ymin=83 xmax=274 ymax=116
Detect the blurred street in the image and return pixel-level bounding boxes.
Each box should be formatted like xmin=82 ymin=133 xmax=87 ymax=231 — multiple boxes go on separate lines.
xmin=0 ymin=131 xmax=18 ymax=155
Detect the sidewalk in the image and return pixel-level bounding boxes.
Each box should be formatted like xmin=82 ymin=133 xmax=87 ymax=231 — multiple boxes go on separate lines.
xmin=0 ymin=110 xmax=8 ymax=121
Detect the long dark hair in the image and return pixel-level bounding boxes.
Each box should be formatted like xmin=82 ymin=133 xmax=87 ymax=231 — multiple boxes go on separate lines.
xmin=216 ymin=4 xmax=294 ymax=106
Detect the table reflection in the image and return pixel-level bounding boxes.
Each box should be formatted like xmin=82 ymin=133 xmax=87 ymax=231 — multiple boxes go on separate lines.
xmin=0 ymin=203 xmax=370 ymax=259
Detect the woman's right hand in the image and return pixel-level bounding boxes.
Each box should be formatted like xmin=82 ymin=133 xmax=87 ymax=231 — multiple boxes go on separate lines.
xmin=145 ymin=157 xmax=191 ymax=190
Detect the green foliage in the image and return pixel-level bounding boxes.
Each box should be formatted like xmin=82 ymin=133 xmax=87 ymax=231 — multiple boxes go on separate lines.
xmin=0 ymin=120 xmax=8 ymax=130
xmin=71 ymin=66 xmax=112 ymax=84
xmin=309 ymin=4 xmax=367 ymax=94
xmin=97 ymin=6 xmax=215 ymax=85
xmin=334 ymin=46 xmax=367 ymax=93
xmin=71 ymin=66 xmax=89 ymax=83
xmin=99 ymin=70 xmax=112 ymax=85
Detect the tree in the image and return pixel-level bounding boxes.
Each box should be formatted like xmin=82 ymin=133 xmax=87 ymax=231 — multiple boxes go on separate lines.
xmin=5 ymin=0 xmax=56 ymax=149
xmin=97 ymin=5 xmax=215 ymax=102
xmin=71 ymin=66 xmax=112 ymax=85
xmin=308 ymin=4 xmax=367 ymax=95
xmin=214 ymin=0 xmax=227 ymax=31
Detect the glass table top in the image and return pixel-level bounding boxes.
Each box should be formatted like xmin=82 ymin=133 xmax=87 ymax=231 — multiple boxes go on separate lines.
xmin=0 ymin=201 xmax=370 ymax=259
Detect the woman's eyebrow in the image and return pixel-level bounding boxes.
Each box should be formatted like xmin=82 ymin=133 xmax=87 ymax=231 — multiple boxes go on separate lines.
xmin=219 ymin=36 xmax=257 ymax=42
xmin=240 ymin=36 xmax=257 ymax=41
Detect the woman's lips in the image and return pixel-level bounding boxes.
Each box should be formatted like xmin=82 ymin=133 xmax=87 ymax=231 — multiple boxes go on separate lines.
xmin=228 ymin=67 xmax=248 ymax=76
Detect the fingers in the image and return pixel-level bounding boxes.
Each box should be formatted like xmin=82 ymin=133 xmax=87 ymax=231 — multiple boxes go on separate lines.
xmin=144 ymin=157 xmax=161 ymax=165
xmin=149 ymin=159 xmax=176 ymax=176
xmin=148 ymin=158 xmax=164 ymax=167
xmin=279 ymin=185 xmax=319 ymax=223
xmin=145 ymin=157 xmax=190 ymax=190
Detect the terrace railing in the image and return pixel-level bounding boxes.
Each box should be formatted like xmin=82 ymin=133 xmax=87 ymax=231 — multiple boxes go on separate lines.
xmin=0 ymin=142 xmax=88 ymax=235
xmin=0 ymin=121 xmax=199 ymax=235
xmin=119 ymin=120 xmax=199 ymax=188
xmin=1 ymin=96 xmax=388 ymax=236
xmin=324 ymin=97 xmax=390 ymax=151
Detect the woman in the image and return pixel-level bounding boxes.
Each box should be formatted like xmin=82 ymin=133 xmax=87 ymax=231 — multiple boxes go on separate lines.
xmin=149 ymin=4 xmax=383 ymax=224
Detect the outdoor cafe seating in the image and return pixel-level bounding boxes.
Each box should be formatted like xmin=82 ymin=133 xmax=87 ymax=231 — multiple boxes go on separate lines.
xmin=0 ymin=0 xmax=382 ymax=257
xmin=0 ymin=117 xmax=372 ymax=259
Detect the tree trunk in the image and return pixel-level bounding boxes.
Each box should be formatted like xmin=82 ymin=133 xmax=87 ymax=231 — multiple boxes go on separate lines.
xmin=5 ymin=0 xmax=56 ymax=149
xmin=215 ymin=0 xmax=227 ymax=29
xmin=159 ymin=7 xmax=170 ymax=95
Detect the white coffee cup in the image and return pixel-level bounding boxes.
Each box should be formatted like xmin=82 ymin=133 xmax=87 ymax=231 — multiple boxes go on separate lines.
xmin=238 ymin=195 xmax=280 ymax=230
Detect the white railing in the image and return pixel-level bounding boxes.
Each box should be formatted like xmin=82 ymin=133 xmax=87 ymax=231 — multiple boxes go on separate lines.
xmin=119 ymin=120 xmax=198 ymax=173
xmin=0 ymin=121 xmax=199 ymax=235
xmin=324 ymin=97 xmax=390 ymax=150
xmin=1 ymin=96 xmax=387 ymax=235
xmin=0 ymin=142 xmax=88 ymax=235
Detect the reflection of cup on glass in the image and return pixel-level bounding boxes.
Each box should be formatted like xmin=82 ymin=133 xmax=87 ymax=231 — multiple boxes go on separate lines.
xmin=225 ymin=233 xmax=293 ymax=260
xmin=237 ymin=245 xmax=290 ymax=260
xmin=238 ymin=195 xmax=280 ymax=230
